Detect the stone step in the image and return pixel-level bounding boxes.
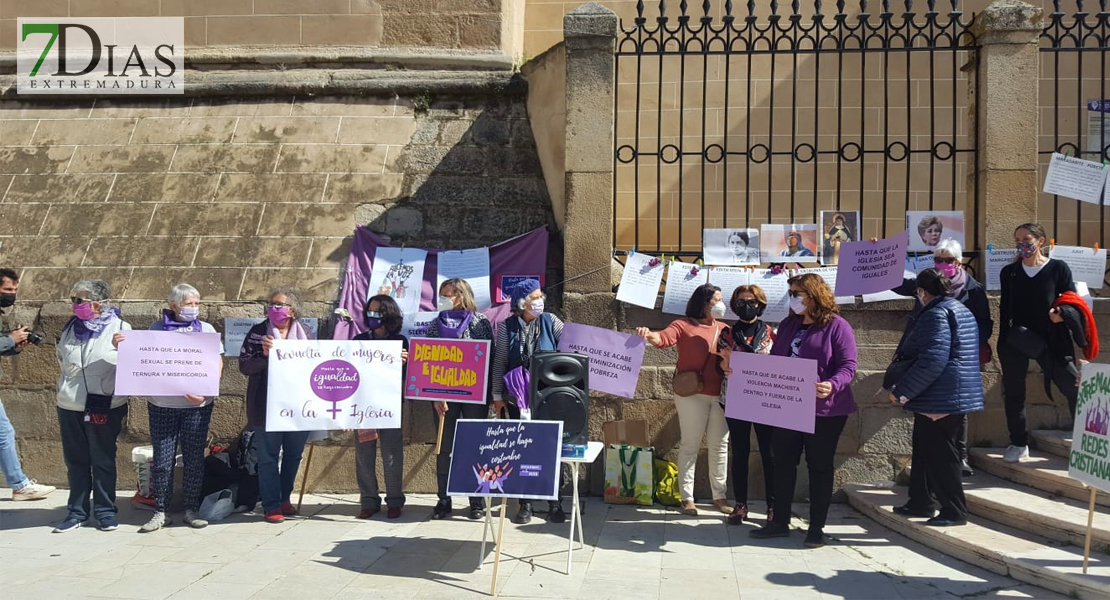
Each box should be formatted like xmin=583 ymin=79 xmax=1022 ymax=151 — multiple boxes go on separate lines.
xmin=1031 ymin=429 xmax=1074 ymax=459
xmin=969 ymin=448 xmax=1110 ymax=508
xmin=964 ymin=471 xmax=1110 ymax=549
xmin=845 ymin=484 xmax=1110 ymax=600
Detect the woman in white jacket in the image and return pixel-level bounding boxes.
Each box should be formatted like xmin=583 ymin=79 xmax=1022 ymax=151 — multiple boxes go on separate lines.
xmin=53 ymin=280 xmax=131 ymax=534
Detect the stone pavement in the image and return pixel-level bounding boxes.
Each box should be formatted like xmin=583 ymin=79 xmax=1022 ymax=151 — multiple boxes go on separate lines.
xmin=0 ymin=491 xmax=1066 ymax=600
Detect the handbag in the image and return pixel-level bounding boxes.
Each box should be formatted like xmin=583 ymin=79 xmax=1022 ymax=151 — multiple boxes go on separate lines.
xmin=672 ymin=323 xmax=721 ymax=397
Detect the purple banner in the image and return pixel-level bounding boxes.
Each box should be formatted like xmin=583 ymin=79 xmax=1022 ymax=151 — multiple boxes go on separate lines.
xmin=557 ymin=323 xmax=645 ymax=399
xmin=116 ymin=330 xmax=222 ymax=397
xmin=834 ymin=229 xmax=910 ymax=296
xmin=333 ymin=226 xmax=550 ymax=340
xmin=725 ymin=352 xmax=818 ymax=434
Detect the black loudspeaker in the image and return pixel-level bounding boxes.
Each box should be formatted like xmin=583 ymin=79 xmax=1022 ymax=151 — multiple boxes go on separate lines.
xmin=529 ymin=352 xmax=590 ymax=445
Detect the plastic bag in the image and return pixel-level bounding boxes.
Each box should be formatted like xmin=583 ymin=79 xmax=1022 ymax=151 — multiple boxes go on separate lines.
xmin=199 ymin=489 xmax=234 ymax=522
xmin=652 ymin=457 xmax=681 ymax=506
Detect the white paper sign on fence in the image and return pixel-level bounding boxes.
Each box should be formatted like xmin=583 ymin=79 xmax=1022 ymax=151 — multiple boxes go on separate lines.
xmin=368 ymin=247 xmax=428 ymax=315
xmin=1043 ymin=152 xmax=1108 ymax=204
xmin=797 ymin=266 xmax=855 ymax=305
xmin=707 ymin=266 xmax=750 ymax=320
xmin=985 ymin=248 xmax=1018 ymax=291
xmin=616 ymin=252 xmax=666 ymax=309
xmin=752 ymin=269 xmax=791 ymax=323
xmin=437 ymin=247 xmax=492 ymax=310
xmin=662 ymin=262 xmax=709 ymax=315
xmin=266 ymin=340 xmax=404 ymax=432
xmin=1049 ymin=244 xmax=1108 ymax=289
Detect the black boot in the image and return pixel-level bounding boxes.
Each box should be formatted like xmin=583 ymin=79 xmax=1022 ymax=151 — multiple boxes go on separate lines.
xmin=513 ymin=501 xmax=533 ymax=524
xmin=548 ymin=500 xmax=566 ymax=524
xmin=431 ymin=499 xmax=451 ymax=520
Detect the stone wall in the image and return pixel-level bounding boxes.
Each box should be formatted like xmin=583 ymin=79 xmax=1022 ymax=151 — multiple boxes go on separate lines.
xmin=0 ymin=82 xmax=559 ymax=493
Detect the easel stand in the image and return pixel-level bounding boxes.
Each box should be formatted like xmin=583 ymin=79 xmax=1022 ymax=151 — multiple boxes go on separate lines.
xmin=490 ymin=497 xmax=509 ymax=597
xmin=296 ymin=443 xmax=316 ymax=512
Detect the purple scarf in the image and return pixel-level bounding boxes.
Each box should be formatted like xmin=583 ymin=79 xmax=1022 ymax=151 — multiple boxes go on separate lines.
xmin=67 ymin=307 xmax=122 ymax=342
xmin=159 ymin=309 xmax=203 ymax=332
xmin=948 ymin=266 xmax=969 ymax=300
xmin=435 ymin=310 xmax=473 ymax=339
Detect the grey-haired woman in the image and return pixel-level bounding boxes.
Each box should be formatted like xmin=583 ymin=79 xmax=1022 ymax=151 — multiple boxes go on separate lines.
xmin=53 ymin=280 xmax=131 ymax=533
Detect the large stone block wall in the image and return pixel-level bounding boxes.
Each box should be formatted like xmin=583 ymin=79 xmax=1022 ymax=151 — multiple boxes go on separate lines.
xmin=0 ymin=88 xmax=558 ymax=493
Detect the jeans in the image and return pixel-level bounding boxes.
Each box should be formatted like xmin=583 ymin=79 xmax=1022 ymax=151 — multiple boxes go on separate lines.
xmin=355 ymin=428 xmax=405 ymax=510
xmin=0 ymin=398 xmax=30 ymax=491
xmin=998 ymin=342 xmax=1079 ymax=447
xmin=726 ymin=416 xmax=774 ymax=506
xmin=674 ymin=393 xmax=729 ymax=502
xmin=253 ymin=429 xmax=310 ymax=512
xmin=149 ymin=403 xmax=213 ymax=512
xmin=58 ymin=405 xmax=127 ymax=521
xmin=771 ymin=414 xmax=848 ymax=532
xmin=435 ymin=402 xmax=488 ymax=507
xmin=907 ymin=413 xmax=968 ymax=520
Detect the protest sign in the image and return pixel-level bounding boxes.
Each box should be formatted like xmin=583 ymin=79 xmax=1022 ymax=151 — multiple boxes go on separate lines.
xmin=663 ymin=262 xmax=709 ymax=315
xmin=752 ymin=269 xmax=791 ymax=322
xmin=496 ymin=275 xmax=544 ymax=304
xmin=616 ymin=252 xmax=665 ymax=309
xmin=985 ymin=248 xmax=1018 ymax=291
xmin=1043 ymin=152 xmax=1108 ymax=204
xmin=797 ymin=266 xmax=855 ymax=305
xmin=406 ymin=338 xmax=490 ymax=404
xmin=447 ymin=419 xmax=563 ymax=500
xmin=1050 ymin=244 xmax=1108 ymax=289
xmin=401 ymin=311 xmax=438 ymax=339
xmin=557 ymin=323 xmax=645 ymax=399
xmin=725 ymin=352 xmax=818 ymax=433
xmin=265 ymin=340 xmax=404 ymax=431
xmin=224 ymin=318 xmax=318 ymax=354
xmin=906 ymin=254 xmax=935 ymax=274
xmin=116 ymin=331 xmax=222 ymax=396
xmin=438 ymin=247 xmax=492 ymax=310
xmin=835 ymin=229 xmax=910 ymax=296
xmin=368 ymin=247 xmax=427 ymax=314
xmin=1070 ymin=362 xmax=1110 ymax=493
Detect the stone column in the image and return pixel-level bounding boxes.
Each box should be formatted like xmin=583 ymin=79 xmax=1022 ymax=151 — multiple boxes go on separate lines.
xmin=973 ymin=0 xmax=1045 ymax=251
xmin=563 ymin=2 xmax=617 ymax=295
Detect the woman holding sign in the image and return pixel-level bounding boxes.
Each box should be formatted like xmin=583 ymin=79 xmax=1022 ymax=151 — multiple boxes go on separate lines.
xmin=636 ymin=283 xmax=731 ymax=518
xmin=239 ymin=287 xmax=313 ymax=524
xmin=887 ymin=268 xmax=984 ymax=527
xmin=53 ymin=280 xmax=132 ymax=534
xmin=352 ymin=295 xmax=409 ymax=519
xmin=426 ymin=278 xmax=494 ymax=521
xmin=138 ymin=284 xmax=224 ymax=533
xmin=750 ymin=273 xmax=857 ymax=549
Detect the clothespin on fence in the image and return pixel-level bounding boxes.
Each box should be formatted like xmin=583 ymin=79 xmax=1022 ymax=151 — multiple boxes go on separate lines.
xmin=1095 ymin=243 xmax=1101 ymax=253
xmin=1050 ymin=238 xmax=1056 ymax=251
xmin=987 ymin=243 xmax=994 ymax=255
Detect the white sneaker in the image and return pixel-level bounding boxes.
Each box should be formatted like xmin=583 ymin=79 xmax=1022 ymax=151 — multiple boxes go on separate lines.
xmin=1003 ymin=445 xmax=1030 ymax=463
xmin=139 ymin=511 xmax=169 ymax=533
xmin=184 ymin=510 xmax=208 ymax=529
xmin=12 ymin=480 xmax=56 ymax=501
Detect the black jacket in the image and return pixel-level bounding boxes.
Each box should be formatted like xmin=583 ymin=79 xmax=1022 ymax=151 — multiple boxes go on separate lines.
xmin=895 ymin=274 xmax=993 ymax=345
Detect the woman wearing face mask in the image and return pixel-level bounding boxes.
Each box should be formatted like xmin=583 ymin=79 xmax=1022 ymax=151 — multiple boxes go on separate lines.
xmin=750 ymin=273 xmax=857 ymax=549
xmin=53 ymin=280 xmax=132 ymax=533
xmin=351 ymin=294 xmax=410 ymax=519
xmin=718 ymin=285 xmax=776 ymax=526
xmin=138 ymin=283 xmax=225 ymax=533
xmin=424 ymin=278 xmax=494 ymax=520
xmin=636 ymin=283 xmax=731 ymax=517
xmin=887 ymin=269 xmax=984 ymax=527
xmin=490 ymin=279 xmax=566 ymax=524
xmin=893 ymin=238 xmax=991 ymax=477
xmin=998 ymin=223 xmax=1077 ymax=464
xmin=239 ymin=287 xmax=313 ymax=524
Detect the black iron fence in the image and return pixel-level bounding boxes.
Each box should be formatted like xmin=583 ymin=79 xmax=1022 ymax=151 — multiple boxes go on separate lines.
xmin=613 ymin=0 xmax=979 ymax=260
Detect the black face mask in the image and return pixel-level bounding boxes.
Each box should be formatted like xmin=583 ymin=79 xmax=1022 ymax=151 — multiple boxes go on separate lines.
xmin=736 ymin=304 xmax=762 ymax=322
xmin=0 ymin=293 xmax=15 ymax=308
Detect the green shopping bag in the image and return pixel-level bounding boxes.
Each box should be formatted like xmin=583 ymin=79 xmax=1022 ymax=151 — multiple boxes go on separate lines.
xmin=604 ymin=444 xmax=654 ymax=506
xmin=652 ymin=457 xmax=681 ymax=506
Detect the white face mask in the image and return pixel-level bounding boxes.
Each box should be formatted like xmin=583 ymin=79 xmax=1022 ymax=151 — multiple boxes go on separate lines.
xmin=437 ymin=295 xmax=456 ymax=312
xmin=789 ymin=296 xmax=807 ymax=315
xmin=177 ymin=306 xmax=200 ymax=322
xmin=709 ymin=301 xmax=727 ymax=319
xmin=528 ymin=299 xmax=545 ymax=316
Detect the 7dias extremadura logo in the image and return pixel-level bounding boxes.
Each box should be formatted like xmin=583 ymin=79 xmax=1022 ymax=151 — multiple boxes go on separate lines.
xmin=17 ymin=18 xmax=184 ymax=95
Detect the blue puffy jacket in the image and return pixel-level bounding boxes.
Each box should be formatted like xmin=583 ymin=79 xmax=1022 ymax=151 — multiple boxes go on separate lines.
xmin=890 ymin=297 xmax=984 ymax=415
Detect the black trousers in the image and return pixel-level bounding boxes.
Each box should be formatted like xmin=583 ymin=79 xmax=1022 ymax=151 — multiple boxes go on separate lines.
xmin=726 ymin=417 xmax=774 ymax=506
xmin=58 ymin=405 xmax=127 ymax=522
xmin=434 ymin=401 xmax=489 ymax=507
xmin=998 ymin=342 xmax=1078 ymax=447
xmin=770 ymin=414 xmax=847 ymax=532
xmin=907 ymin=413 xmax=968 ymax=520
xmin=504 ymin=401 xmax=568 ymax=509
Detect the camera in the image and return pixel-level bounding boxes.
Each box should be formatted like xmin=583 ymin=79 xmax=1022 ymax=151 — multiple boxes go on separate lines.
xmin=25 ymin=331 xmax=43 ymax=345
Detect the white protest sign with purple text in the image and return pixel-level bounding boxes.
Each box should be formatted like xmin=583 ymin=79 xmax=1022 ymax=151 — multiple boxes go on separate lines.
xmin=834 ymin=229 xmax=910 ymax=296
xmin=725 ymin=352 xmax=818 ymax=433
xmin=557 ymin=323 xmax=645 ymax=399
xmin=265 ymin=340 xmax=404 ymax=432
xmin=115 ymin=331 xmax=222 ymax=397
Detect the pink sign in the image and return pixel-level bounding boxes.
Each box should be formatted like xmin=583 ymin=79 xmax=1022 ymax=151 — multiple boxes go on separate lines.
xmin=557 ymin=323 xmax=645 ymax=399
xmin=725 ymin=352 xmax=818 ymax=434
xmin=116 ymin=330 xmax=222 ymax=397
xmin=407 ymin=338 xmax=490 ymax=404
xmin=834 ymin=229 xmax=910 ymax=296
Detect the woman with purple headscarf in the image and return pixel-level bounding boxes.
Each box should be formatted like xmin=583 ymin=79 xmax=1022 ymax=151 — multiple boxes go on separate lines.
xmin=53 ymin=279 xmax=132 ymax=534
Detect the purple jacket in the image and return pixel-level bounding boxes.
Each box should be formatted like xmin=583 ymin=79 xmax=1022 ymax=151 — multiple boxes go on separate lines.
xmin=771 ymin=314 xmax=858 ymax=417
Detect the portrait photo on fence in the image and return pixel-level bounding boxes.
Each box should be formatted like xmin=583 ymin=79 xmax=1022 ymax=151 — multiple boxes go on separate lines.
xmin=906 ymin=210 xmax=965 ymax=252
xmin=820 ymin=210 xmax=860 ymax=266
xmin=761 ymin=224 xmax=819 ymax=263
xmin=703 ymin=228 xmax=761 ymax=266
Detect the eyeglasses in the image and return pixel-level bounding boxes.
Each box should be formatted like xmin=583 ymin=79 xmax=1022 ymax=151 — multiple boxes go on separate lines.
xmin=737 ymin=300 xmax=762 ymax=308
xmin=788 ymin=290 xmax=807 ymax=298
xmin=268 ymin=302 xmax=291 ymax=309
xmin=365 ymin=311 xmax=382 ymax=319
xmin=933 ymin=257 xmax=958 ymax=265
xmin=70 ymin=297 xmax=90 ymax=304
